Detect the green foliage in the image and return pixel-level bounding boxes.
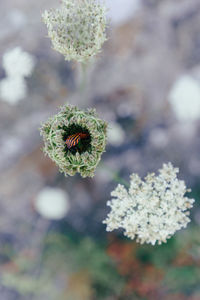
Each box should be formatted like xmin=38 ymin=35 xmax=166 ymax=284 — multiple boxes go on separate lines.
xmin=43 ymin=233 xmax=124 ymax=299
xmin=164 ymin=266 xmax=200 ymax=293
xmin=1 ymin=219 xmax=200 ymax=299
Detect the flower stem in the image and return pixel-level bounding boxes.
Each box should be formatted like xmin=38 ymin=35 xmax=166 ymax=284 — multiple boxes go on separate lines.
xmin=99 ymin=163 xmax=130 ymax=188
xmin=79 ymin=62 xmax=88 ymax=93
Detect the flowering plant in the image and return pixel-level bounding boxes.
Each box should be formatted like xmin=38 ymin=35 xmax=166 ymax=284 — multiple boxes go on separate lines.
xmin=40 ymin=104 xmax=107 ymax=177
xmin=42 ymin=0 xmax=107 ymax=63
xmin=103 ymin=163 xmax=195 ymax=245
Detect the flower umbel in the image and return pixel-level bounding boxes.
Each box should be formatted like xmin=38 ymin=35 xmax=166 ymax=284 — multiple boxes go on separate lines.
xmin=42 ymin=0 xmax=107 ymax=63
xmin=103 ymin=163 xmax=195 ymax=245
xmin=40 ymin=104 xmax=107 ymax=177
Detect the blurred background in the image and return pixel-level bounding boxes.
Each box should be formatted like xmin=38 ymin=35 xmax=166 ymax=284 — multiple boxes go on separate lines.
xmin=0 ymin=0 xmax=200 ymax=299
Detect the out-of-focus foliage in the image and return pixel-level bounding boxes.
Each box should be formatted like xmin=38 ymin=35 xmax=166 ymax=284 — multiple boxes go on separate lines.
xmin=1 ymin=212 xmax=200 ymax=300
xmin=1 ymin=231 xmax=124 ymax=299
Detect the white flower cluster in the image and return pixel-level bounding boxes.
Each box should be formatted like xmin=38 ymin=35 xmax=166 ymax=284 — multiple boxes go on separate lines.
xmin=103 ymin=163 xmax=194 ymax=245
xmin=2 ymin=47 xmax=35 ymax=78
xmin=0 ymin=47 xmax=35 ymax=104
xmin=42 ymin=0 xmax=107 ymax=63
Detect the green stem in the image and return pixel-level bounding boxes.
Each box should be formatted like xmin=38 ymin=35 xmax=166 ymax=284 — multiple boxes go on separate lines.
xmin=79 ymin=62 xmax=87 ymax=93
xmin=113 ymin=172 xmax=130 ymax=188
xmin=99 ymin=162 xmax=130 ymax=188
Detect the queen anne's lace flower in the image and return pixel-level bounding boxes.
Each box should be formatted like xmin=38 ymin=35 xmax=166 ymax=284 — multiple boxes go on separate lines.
xmin=40 ymin=104 xmax=107 ymax=177
xmin=103 ymin=163 xmax=195 ymax=245
xmin=42 ymin=0 xmax=107 ymax=63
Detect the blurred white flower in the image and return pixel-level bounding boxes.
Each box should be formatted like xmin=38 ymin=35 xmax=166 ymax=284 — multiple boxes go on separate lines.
xmin=107 ymin=122 xmax=125 ymax=146
xmin=35 ymin=187 xmax=70 ymax=220
xmin=0 ymin=76 xmax=27 ymax=104
xmin=103 ymin=163 xmax=194 ymax=245
xmin=2 ymin=47 xmax=35 ymax=78
xmin=169 ymin=75 xmax=200 ymax=122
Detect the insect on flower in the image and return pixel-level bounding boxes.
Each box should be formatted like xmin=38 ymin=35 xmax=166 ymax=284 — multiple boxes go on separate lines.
xmin=65 ymin=133 xmax=89 ymax=149
xmin=40 ymin=103 xmax=107 ymax=177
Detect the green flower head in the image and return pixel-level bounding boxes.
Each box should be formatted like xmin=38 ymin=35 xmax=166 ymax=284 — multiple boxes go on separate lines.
xmin=40 ymin=104 xmax=107 ymax=177
xmin=42 ymin=0 xmax=107 ymax=63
